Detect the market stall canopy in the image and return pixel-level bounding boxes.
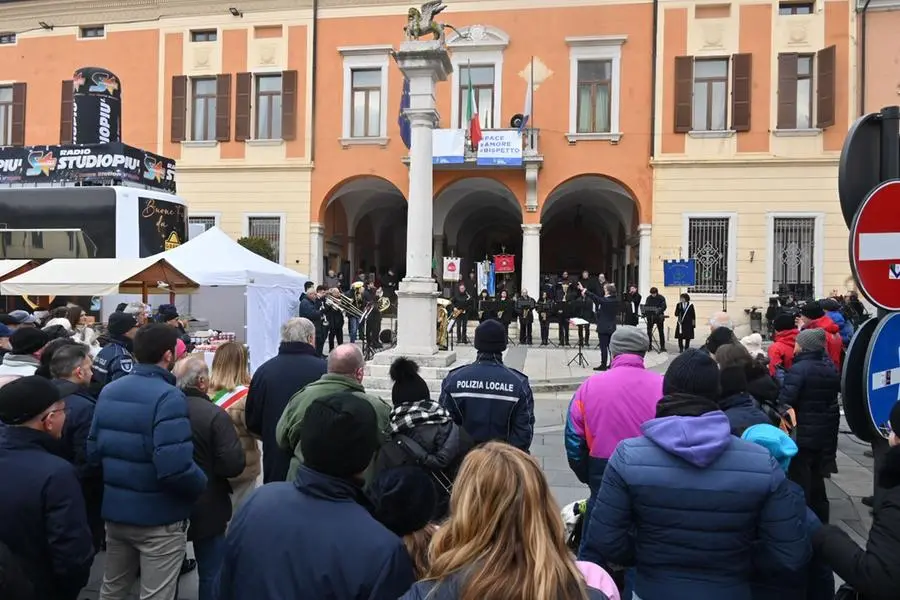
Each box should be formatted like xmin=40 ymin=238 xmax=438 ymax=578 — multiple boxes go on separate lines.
xmin=154 ymin=226 xmax=307 ymax=287
xmin=0 ymin=260 xmax=38 ymax=282
xmin=0 ymin=257 xmax=198 ymax=297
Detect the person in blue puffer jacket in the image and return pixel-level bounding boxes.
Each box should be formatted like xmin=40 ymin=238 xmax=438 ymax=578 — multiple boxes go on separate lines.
xmin=741 ymin=424 xmax=834 ymax=600
xmin=579 ymin=349 xmax=810 ymax=600
xmin=820 ymin=298 xmax=853 ymax=347
xmin=88 ymin=323 xmax=207 ymax=600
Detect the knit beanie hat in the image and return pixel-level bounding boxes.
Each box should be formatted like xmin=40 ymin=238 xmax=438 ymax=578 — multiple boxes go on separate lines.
xmin=663 ymin=348 xmax=720 ymax=400
xmin=300 ymin=392 xmax=379 ymax=478
xmin=369 ymin=466 xmax=437 ymax=536
xmin=800 ymin=301 xmax=825 ymax=320
xmin=474 ymin=319 xmax=507 ymax=354
xmin=796 ymin=328 xmax=826 ymax=352
xmin=705 ymin=327 xmax=738 ymax=355
xmin=108 ymin=312 xmax=138 ymax=337
xmin=773 ymin=313 xmax=797 ymax=332
xmin=390 ymin=357 xmax=430 ymax=407
xmin=10 ymin=328 xmax=49 ymax=355
xmin=742 ymin=423 xmax=798 ymax=472
xmin=0 ymin=376 xmax=61 ymax=425
xmin=820 ymin=298 xmax=841 ymax=312
xmin=157 ymin=304 xmax=179 ymax=323
xmin=609 ymin=326 xmax=648 ymax=357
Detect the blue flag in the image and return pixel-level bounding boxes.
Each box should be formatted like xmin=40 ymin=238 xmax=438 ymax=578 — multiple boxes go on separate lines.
xmin=399 ymin=78 xmax=411 ymax=150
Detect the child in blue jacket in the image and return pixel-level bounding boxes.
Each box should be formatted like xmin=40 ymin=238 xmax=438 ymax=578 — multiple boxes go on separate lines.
xmin=741 ymin=424 xmax=834 ymax=600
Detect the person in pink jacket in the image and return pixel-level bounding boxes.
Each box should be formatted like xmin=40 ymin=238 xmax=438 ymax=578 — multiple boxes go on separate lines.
xmin=565 ymin=326 xmax=664 ymax=500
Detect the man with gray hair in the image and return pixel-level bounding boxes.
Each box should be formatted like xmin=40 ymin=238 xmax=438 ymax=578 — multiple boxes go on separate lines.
xmin=703 ymin=311 xmax=738 ymax=356
xmin=246 ymin=317 xmax=326 ymax=482
xmin=123 ymin=302 xmax=149 ymax=326
xmin=276 ymin=343 xmax=391 ymax=482
xmin=172 ymin=355 xmax=244 ymax=600
xmin=709 ymin=311 xmax=734 ymax=332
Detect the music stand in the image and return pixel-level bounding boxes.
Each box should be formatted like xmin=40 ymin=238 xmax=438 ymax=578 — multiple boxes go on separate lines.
xmin=641 ymin=306 xmax=662 ymax=353
xmin=567 ymin=318 xmax=590 ymax=368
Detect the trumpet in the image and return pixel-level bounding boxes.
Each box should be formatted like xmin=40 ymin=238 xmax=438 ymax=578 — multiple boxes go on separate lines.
xmin=451 ymin=307 xmax=466 ymax=319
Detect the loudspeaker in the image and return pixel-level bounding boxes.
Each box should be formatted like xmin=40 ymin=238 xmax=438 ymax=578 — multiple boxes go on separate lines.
xmin=510 ymin=113 xmax=525 ymax=129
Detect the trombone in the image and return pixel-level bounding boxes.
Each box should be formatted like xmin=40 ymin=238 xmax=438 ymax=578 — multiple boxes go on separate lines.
xmin=327 ymin=292 xmax=364 ymax=319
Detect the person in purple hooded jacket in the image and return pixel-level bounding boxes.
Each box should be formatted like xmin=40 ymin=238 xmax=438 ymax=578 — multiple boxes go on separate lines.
xmin=579 ymin=349 xmax=810 ymax=600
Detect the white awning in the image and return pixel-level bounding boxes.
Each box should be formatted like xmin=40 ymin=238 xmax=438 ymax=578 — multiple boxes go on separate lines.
xmin=0 ymin=260 xmax=35 ymax=280
xmin=1 ymin=257 xmax=198 ymax=297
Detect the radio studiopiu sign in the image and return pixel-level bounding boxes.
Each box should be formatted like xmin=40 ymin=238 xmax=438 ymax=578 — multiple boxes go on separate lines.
xmin=0 ymin=143 xmax=176 ymax=193
xmin=72 ymin=67 xmax=122 ymax=145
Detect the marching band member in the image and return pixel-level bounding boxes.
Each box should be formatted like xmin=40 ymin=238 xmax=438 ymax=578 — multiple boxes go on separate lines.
xmin=556 ymin=281 xmax=574 ymax=347
xmin=362 ymin=282 xmax=384 ymax=349
xmin=298 ymin=285 xmax=326 ymax=356
xmin=477 ymin=290 xmax=496 ymax=323
xmin=451 ymin=283 xmax=472 ymax=344
xmin=537 ymin=290 xmax=554 ymax=346
xmin=645 ymin=287 xmax=668 ymax=352
xmin=497 ymin=290 xmax=514 ymax=340
xmin=624 ymin=285 xmax=642 ymax=326
xmin=324 ymin=289 xmax=345 ymax=352
xmin=516 ymin=290 xmax=536 ymax=346
xmin=573 ymin=283 xmax=593 ymax=347
xmin=348 ymin=282 xmax=365 ymax=343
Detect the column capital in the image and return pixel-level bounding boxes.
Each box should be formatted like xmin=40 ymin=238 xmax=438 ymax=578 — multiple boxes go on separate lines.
xmin=638 ymin=223 xmax=652 ymax=235
xmin=310 ymin=222 xmax=325 ymax=236
xmin=521 ymin=223 xmax=542 ymax=235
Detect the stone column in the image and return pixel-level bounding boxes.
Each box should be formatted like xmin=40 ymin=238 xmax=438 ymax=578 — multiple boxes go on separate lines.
xmin=346 ymin=236 xmax=356 ymax=276
xmin=524 ymin=163 xmax=539 ymax=213
xmin=638 ymin=223 xmax=652 ymax=301
xmin=433 ymin=234 xmax=444 ymax=278
xmin=521 ymin=224 xmax=541 ymax=297
xmin=309 ymin=222 xmax=325 ymax=286
xmin=394 ymin=41 xmax=453 ymax=356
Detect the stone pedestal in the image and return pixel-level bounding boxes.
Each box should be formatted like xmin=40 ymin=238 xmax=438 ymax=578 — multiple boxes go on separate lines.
xmin=521 ymin=224 xmax=541 ymax=296
xmin=638 ymin=223 xmax=652 ymax=300
xmin=394 ymin=40 xmax=453 ymax=356
xmin=309 ymin=222 xmax=325 ymax=285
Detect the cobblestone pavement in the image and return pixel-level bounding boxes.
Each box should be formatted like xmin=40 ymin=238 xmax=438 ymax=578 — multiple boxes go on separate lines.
xmin=80 ymin=359 xmax=873 ymax=599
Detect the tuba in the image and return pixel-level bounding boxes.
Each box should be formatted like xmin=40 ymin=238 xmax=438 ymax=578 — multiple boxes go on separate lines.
xmin=436 ymin=300 xmax=450 ymax=350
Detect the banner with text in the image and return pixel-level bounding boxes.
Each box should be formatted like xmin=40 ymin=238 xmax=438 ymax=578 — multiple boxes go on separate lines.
xmin=443 ymin=257 xmax=461 ymax=281
xmin=433 ymin=129 xmax=466 ymax=164
xmin=477 ymin=130 xmax=523 ymax=166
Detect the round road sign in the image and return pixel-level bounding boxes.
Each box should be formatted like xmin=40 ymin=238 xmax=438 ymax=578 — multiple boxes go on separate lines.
xmin=864 ymin=313 xmax=900 ymax=439
xmin=850 ymin=179 xmax=900 ymax=311
xmin=842 ymin=317 xmax=880 ymax=442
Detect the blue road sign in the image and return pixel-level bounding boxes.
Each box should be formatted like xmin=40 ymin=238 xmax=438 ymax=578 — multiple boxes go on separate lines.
xmin=865 ymin=312 xmax=900 ymax=438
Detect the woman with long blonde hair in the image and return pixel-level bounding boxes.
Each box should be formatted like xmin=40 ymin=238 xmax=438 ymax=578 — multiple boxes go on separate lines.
xmin=400 ymin=442 xmax=610 ymax=600
xmin=208 ymin=341 xmax=260 ymax=512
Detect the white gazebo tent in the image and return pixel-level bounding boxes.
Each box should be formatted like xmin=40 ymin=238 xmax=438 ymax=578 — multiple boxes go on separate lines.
xmin=153 ymin=227 xmax=308 ymax=371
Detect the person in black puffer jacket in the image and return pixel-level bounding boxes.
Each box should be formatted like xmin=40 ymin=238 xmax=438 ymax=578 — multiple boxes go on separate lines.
xmin=777 ymin=328 xmax=841 ymax=524
xmin=0 ymin=540 xmax=35 ymax=600
xmin=715 ymin=344 xmax=770 ymax=436
xmin=374 ymin=358 xmax=474 ymax=520
xmin=813 ymin=401 xmax=900 ymax=599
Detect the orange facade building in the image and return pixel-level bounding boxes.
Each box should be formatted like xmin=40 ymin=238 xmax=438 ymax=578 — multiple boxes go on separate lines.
xmin=0 ymin=0 xmax=863 ymax=320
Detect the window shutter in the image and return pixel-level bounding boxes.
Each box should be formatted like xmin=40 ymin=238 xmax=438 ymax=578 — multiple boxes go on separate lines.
xmin=674 ymin=56 xmax=693 ymax=133
xmin=731 ymin=54 xmax=752 ymax=132
xmin=816 ymin=45 xmax=836 ymax=129
xmin=776 ymin=54 xmax=798 ymax=130
xmin=281 ymin=69 xmax=298 ymax=141
xmin=215 ymin=74 xmax=232 ymax=142
xmin=10 ymin=82 xmax=26 ymax=146
xmin=170 ymin=75 xmax=187 ymax=143
xmin=60 ymin=80 xmax=74 ymax=145
xmin=235 ymin=72 xmax=252 ymax=141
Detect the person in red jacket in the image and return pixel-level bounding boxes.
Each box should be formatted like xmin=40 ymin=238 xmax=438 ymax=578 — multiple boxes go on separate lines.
xmin=797 ymin=301 xmax=843 ymax=369
xmin=768 ymin=314 xmax=798 ymax=379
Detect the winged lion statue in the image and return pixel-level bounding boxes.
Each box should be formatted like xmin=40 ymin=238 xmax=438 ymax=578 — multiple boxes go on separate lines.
xmin=404 ymin=0 xmax=465 ymax=43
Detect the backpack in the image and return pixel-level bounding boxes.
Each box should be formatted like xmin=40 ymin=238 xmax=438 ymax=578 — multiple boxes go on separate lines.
xmin=759 ymin=400 xmax=798 ymax=440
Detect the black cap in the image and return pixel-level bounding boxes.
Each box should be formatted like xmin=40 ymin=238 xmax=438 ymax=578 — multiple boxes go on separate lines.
xmin=474 ymin=319 xmax=507 ymax=353
xmin=663 ymin=349 xmax=720 ymax=401
xmin=9 ymin=328 xmax=49 ymax=355
xmin=800 ymin=301 xmax=825 ymax=320
xmin=773 ymin=313 xmax=797 ymax=332
xmin=300 ymin=393 xmax=379 ymax=478
xmin=157 ymin=304 xmax=179 ymax=322
xmin=0 ymin=376 xmax=61 ymax=425
xmin=108 ymin=312 xmax=138 ymax=336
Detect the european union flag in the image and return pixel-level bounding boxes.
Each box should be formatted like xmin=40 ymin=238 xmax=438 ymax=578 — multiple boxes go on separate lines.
xmin=399 ymin=78 xmax=411 ymax=150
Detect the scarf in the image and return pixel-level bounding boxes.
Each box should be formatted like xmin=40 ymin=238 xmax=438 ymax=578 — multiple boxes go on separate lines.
xmin=212 ymin=385 xmax=249 ymax=411
xmin=389 ymin=400 xmax=451 ymax=435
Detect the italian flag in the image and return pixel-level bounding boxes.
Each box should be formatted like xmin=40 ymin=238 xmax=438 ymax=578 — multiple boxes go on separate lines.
xmin=466 ymin=66 xmax=483 ymax=150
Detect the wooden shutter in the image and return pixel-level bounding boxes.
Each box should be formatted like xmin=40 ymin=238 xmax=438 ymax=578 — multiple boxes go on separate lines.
xmin=215 ymin=74 xmax=232 ymax=142
xmin=674 ymin=56 xmax=693 ymax=133
xmin=281 ymin=69 xmax=298 ymax=141
xmin=59 ymin=80 xmax=74 ymax=144
xmin=10 ymin=82 xmax=26 ymax=146
xmin=170 ymin=75 xmax=187 ymax=142
xmin=731 ymin=54 xmax=752 ymax=132
xmin=235 ymin=72 xmax=252 ymax=141
xmin=776 ymin=54 xmax=798 ymax=130
xmin=816 ymin=45 xmax=836 ymax=129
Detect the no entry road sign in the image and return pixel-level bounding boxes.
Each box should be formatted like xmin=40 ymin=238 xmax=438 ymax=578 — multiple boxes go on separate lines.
xmin=865 ymin=313 xmax=900 ymax=439
xmin=851 ymin=180 xmax=900 ymax=311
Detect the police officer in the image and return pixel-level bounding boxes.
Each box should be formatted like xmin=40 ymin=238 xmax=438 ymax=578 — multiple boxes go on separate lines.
xmin=91 ymin=311 xmax=138 ymax=394
xmin=439 ymin=319 xmax=535 ymax=452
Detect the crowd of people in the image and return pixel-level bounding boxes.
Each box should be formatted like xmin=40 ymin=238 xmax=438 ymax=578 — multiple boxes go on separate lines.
xmin=0 ymin=291 xmax=896 ymax=600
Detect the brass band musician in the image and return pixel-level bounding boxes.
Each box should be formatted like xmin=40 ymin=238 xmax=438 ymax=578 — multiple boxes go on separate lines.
xmin=515 ymin=290 xmax=536 ymax=345
xmin=555 ymin=281 xmax=576 ymax=346
xmin=362 ymin=282 xmax=384 ymax=349
xmin=347 ymin=280 xmax=365 ymax=343
xmin=477 ymin=290 xmax=497 ymax=322
xmin=497 ymin=289 xmax=513 ymax=339
xmin=537 ymin=290 xmax=555 ymax=346
xmin=436 ymin=298 xmax=451 ymax=350
xmin=324 ymin=288 xmax=345 ymax=352
xmin=451 ymin=282 xmax=472 ymax=344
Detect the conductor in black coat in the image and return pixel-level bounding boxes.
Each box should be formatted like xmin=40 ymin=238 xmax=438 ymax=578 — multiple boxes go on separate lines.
xmin=592 ymin=283 xmax=620 ymax=371
xmin=814 ymin=402 xmax=900 ymax=598
xmin=298 ymin=287 xmax=326 ymax=356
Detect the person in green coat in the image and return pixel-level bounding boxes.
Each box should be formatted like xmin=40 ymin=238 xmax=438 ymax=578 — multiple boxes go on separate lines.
xmin=276 ymin=343 xmax=391 ymax=482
